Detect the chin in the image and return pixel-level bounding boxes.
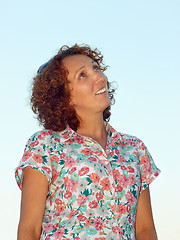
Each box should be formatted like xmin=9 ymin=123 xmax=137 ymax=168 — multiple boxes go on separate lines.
xmin=98 ymin=102 xmax=111 ymax=113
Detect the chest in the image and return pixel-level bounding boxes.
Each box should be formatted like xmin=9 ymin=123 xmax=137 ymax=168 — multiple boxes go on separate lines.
xmin=48 ymin=140 xmax=142 ymax=201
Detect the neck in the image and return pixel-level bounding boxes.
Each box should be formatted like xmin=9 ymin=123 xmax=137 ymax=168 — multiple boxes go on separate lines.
xmin=76 ymin=113 xmax=108 ymax=150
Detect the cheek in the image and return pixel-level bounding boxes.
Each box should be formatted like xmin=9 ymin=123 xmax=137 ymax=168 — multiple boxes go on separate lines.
xmin=73 ymin=83 xmax=92 ymax=96
xmin=70 ymin=88 xmax=85 ymax=105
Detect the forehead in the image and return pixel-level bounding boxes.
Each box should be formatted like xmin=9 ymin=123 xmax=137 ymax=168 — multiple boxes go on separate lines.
xmin=62 ymin=54 xmax=94 ymax=71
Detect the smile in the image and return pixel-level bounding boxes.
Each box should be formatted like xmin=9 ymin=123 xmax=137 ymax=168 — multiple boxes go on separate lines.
xmin=95 ymin=87 xmax=106 ymax=95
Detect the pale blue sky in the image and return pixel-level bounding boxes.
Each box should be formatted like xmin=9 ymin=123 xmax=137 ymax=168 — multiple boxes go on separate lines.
xmin=0 ymin=0 xmax=180 ymax=239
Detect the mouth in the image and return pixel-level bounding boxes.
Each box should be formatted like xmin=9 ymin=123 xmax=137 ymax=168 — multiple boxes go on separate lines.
xmin=95 ymin=87 xmax=107 ymax=95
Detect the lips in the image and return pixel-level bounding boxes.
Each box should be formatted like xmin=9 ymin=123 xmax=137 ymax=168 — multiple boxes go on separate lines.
xmin=95 ymin=87 xmax=106 ymax=95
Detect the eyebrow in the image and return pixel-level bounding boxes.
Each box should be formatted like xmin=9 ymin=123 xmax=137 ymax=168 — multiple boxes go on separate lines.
xmin=74 ymin=60 xmax=96 ymax=79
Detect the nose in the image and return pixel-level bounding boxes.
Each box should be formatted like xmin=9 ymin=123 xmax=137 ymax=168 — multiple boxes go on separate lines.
xmin=94 ymin=71 xmax=106 ymax=85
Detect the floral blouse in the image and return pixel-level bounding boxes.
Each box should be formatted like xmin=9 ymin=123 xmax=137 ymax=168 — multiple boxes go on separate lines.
xmin=15 ymin=123 xmax=160 ymax=240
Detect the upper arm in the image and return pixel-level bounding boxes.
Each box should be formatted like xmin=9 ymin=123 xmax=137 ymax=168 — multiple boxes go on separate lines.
xmin=135 ymin=187 xmax=157 ymax=239
xmin=18 ymin=168 xmax=49 ymax=239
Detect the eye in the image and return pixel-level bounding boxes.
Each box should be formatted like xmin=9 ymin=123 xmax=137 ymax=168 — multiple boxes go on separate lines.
xmin=93 ymin=64 xmax=100 ymax=71
xmin=79 ymin=72 xmax=86 ymax=79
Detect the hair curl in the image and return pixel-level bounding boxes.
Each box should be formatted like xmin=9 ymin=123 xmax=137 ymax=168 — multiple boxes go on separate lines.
xmin=31 ymin=44 xmax=115 ymax=131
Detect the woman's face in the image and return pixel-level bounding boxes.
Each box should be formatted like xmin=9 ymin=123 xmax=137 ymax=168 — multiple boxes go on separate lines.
xmin=62 ymin=54 xmax=111 ymax=117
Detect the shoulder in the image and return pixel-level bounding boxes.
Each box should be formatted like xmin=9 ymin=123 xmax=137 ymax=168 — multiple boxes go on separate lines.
xmin=119 ymin=132 xmax=142 ymax=146
xmin=26 ymin=130 xmax=54 ymax=143
xmin=25 ymin=128 xmax=70 ymax=147
xmin=25 ymin=129 xmax=63 ymax=149
xmin=107 ymin=123 xmax=144 ymax=149
xmin=118 ymin=132 xmax=149 ymax=155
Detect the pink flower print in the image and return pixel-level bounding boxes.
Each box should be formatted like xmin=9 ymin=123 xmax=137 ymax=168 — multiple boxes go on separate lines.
xmin=43 ymin=222 xmax=55 ymax=232
xmin=115 ymin=185 xmax=123 ymax=192
xmin=69 ymin=167 xmax=76 ymax=174
xmin=88 ymin=156 xmax=97 ymax=162
xmin=74 ymin=237 xmax=80 ymax=240
xmin=89 ymin=200 xmax=98 ymax=208
xmin=140 ymin=155 xmax=149 ymax=164
xmin=141 ymin=161 xmax=152 ymax=176
xmin=128 ymin=174 xmax=136 ymax=185
xmin=110 ymin=204 xmax=116 ymax=213
xmin=112 ymin=226 xmax=119 ymax=233
xmin=32 ymin=153 xmax=43 ymax=163
xmin=109 ymin=151 xmax=114 ymax=157
xmin=116 ymin=174 xmax=129 ymax=188
xmin=64 ymin=156 xmax=75 ymax=168
xmin=117 ymin=154 xmax=126 ymax=164
xmin=121 ymin=165 xmax=127 ymax=170
xmin=115 ymin=149 xmax=120 ymax=155
xmin=77 ymin=214 xmax=87 ymax=221
xmin=112 ymin=169 xmax=120 ymax=180
xmin=77 ymin=195 xmax=88 ymax=206
xmin=30 ymin=140 xmax=39 ymax=148
xmin=60 ymin=152 xmax=66 ymax=159
xmin=37 ymin=131 xmax=49 ymax=140
xmin=52 ymin=227 xmax=65 ymax=239
xmin=118 ymin=204 xmax=126 ymax=215
xmin=65 ymin=178 xmax=79 ymax=192
xmin=50 ymin=155 xmax=59 ymax=163
xmin=62 ymin=131 xmax=71 ymax=139
xmin=98 ymin=159 xmax=109 ymax=167
xmin=52 ymin=166 xmax=59 ymax=182
xmin=95 ymin=238 xmax=105 ymax=240
xmin=126 ymin=192 xmax=135 ymax=204
xmin=100 ymin=177 xmax=111 ymax=191
xmin=63 ymin=176 xmax=69 ymax=185
xmin=85 ymin=218 xmax=92 ymax=227
xmin=129 ymin=140 xmax=136 ymax=147
xmin=94 ymin=217 xmax=103 ymax=230
xmin=68 ymin=209 xmax=78 ymax=219
xmin=64 ymin=191 xmax=72 ymax=198
xmin=127 ymin=205 xmax=131 ymax=214
xmin=56 ymin=204 xmax=65 ymax=212
xmin=74 ymin=136 xmax=84 ymax=144
xmin=42 ymin=166 xmax=51 ymax=175
xmin=96 ymin=192 xmax=103 ymax=201
xmin=81 ymin=148 xmax=93 ymax=155
xmin=139 ymin=142 xmax=146 ymax=150
xmin=54 ymin=137 xmax=60 ymax=142
xmin=22 ymin=150 xmax=32 ymax=162
xmin=127 ymin=166 xmax=135 ymax=173
xmin=119 ymin=227 xmax=124 ymax=237
xmin=45 ymin=236 xmax=50 ymax=240
xmin=141 ymin=175 xmax=147 ymax=183
xmin=55 ymin=199 xmax=63 ymax=205
xmin=90 ymin=173 xmax=100 ymax=183
xmin=53 ymin=212 xmax=61 ymax=218
xmin=95 ymin=150 xmax=104 ymax=156
xmin=78 ymin=167 xmax=89 ymax=176
xmin=121 ymin=141 xmax=127 ymax=147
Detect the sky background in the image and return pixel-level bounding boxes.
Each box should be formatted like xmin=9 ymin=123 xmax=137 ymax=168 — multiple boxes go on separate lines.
xmin=0 ymin=0 xmax=179 ymax=239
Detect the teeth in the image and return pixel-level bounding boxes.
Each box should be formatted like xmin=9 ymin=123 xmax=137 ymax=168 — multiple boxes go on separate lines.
xmin=96 ymin=87 xmax=106 ymax=95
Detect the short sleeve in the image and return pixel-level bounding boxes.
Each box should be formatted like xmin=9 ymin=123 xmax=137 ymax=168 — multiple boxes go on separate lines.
xmin=15 ymin=131 xmax=53 ymax=190
xmin=137 ymin=138 xmax=161 ymax=192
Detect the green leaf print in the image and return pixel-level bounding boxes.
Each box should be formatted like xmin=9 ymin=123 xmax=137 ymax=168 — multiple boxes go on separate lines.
xmin=82 ymin=189 xmax=92 ymax=196
xmin=42 ymin=155 xmax=48 ymax=163
xmin=59 ymin=159 xmax=65 ymax=165
xmin=86 ymin=177 xmax=92 ymax=185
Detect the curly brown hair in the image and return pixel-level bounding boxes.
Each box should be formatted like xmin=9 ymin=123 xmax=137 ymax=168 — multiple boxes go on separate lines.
xmin=31 ymin=44 xmax=115 ymax=131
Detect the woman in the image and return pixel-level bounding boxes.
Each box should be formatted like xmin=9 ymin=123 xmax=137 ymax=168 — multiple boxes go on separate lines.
xmin=15 ymin=44 xmax=160 ymax=240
